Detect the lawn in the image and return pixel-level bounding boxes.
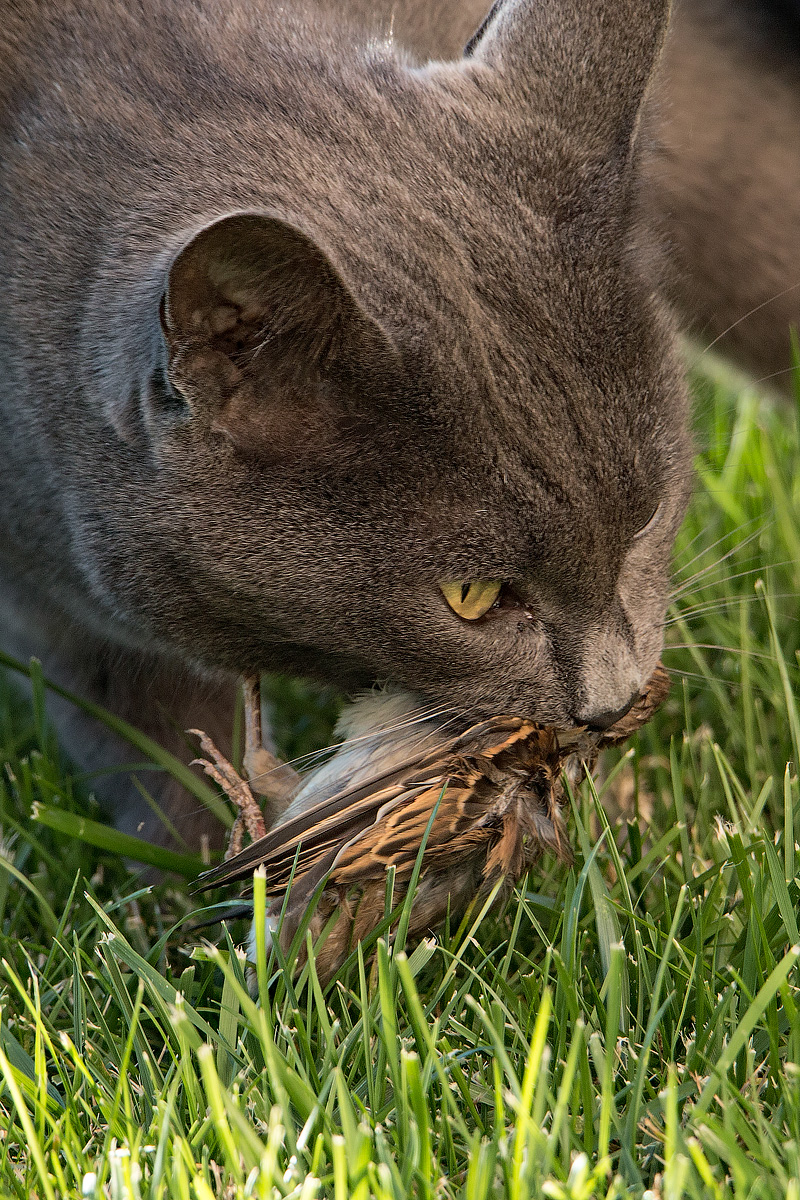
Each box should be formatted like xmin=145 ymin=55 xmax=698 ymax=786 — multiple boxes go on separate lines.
xmin=0 ymin=358 xmax=799 ymax=1199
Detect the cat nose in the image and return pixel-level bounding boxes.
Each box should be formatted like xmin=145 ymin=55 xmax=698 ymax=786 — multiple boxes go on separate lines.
xmin=578 ymin=693 xmax=638 ymax=733
xmin=573 ymin=626 xmax=643 ymax=732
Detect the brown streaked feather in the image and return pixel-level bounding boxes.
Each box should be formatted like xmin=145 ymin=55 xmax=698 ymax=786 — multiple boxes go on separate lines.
xmin=204 ymin=728 xmax=570 ymax=904
xmin=199 ymin=777 xmax=420 ymax=889
xmin=332 ymin=781 xmax=482 ymax=882
xmin=256 ymin=782 xmax=436 ymax=895
xmin=200 ymin=718 xmax=568 ymax=895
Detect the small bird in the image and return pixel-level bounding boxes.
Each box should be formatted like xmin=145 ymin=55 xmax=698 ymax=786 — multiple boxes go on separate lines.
xmin=193 ymin=667 xmax=670 ymax=983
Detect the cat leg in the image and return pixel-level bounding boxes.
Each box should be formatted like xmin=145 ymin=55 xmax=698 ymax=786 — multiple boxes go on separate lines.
xmin=0 ymin=589 xmax=237 ymax=851
xmin=60 ymin=647 xmax=238 ymax=853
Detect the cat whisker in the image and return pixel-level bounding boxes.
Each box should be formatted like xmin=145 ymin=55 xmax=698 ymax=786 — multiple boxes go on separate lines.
xmin=671 ymin=531 xmax=769 ymax=594
xmin=737 ymin=366 xmax=800 ymax=390
xmin=672 ymin=519 xmax=741 ymax=567
xmin=664 ymin=666 xmax=748 ymax=691
xmin=671 ymin=559 xmax=796 ymax=603
xmin=691 ymin=277 xmax=800 ymax=364
xmin=672 ymin=517 xmax=766 ymax=579
xmin=664 ymin=592 xmax=800 ymax=627
xmin=662 ymin=665 xmax=800 ymax=708
xmin=671 ymin=551 xmax=766 ymax=600
xmin=671 ymin=563 xmax=762 ymax=602
xmin=242 ymin=699 xmax=461 ymax=789
xmin=665 ymin=642 xmax=785 ymax=662
xmin=326 ymin=699 xmax=463 ymax=748
xmin=273 ymin=700 xmax=457 ymax=770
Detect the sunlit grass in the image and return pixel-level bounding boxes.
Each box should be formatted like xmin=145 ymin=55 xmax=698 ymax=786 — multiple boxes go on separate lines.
xmin=0 ymin=363 xmax=799 ymax=1198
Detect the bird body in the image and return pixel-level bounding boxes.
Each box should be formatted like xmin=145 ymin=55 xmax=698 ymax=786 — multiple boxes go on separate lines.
xmin=197 ymin=666 xmax=670 ymax=982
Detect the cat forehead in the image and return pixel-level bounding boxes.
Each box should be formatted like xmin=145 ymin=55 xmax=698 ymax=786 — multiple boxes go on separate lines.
xmin=375 ymin=346 xmax=688 ymax=580
xmin=277 ymin=85 xmax=655 ymax=346
xmin=245 ymin=44 xmax=617 ymax=247
xmin=184 ymin=28 xmax=658 ymax=347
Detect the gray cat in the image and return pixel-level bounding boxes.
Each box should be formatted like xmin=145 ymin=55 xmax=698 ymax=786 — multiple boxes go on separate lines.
xmin=0 ymin=0 xmax=791 ymax=849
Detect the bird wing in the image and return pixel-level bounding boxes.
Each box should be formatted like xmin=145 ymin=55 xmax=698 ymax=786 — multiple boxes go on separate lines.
xmin=196 ymin=715 xmax=531 ymax=893
xmin=330 ymin=775 xmax=492 ymax=884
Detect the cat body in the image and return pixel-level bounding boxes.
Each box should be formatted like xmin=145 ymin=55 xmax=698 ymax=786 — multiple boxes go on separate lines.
xmin=651 ymin=0 xmax=800 ymax=384
xmin=0 ymin=0 xmax=789 ymax=846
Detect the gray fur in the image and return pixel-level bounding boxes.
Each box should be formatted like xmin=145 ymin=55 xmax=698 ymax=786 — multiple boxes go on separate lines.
xmin=1 ymin=0 xmax=694 ymax=844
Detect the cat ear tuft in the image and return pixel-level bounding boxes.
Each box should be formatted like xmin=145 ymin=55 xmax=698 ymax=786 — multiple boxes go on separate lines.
xmin=160 ymin=212 xmax=397 ymax=454
xmin=465 ymin=0 xmax=670 ymax=161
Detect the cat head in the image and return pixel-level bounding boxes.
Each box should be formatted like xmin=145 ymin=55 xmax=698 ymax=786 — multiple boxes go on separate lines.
xmin=86 ymin=0 xmax=690 ymax=729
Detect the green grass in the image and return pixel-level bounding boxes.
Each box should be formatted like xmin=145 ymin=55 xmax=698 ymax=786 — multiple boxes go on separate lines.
xmin=1 ymin=362 xmax=800 ymax=1198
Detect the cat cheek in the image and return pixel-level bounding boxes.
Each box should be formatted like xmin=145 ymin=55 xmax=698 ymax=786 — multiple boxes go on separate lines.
xmin=213 ymin=403 xmax=293 ymax=461
xmin=201 ymin=382 xmax=340 ymax=466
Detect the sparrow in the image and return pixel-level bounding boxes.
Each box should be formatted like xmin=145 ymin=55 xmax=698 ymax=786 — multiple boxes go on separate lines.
xmin=192 ymin=666 xmax=670 ymax=983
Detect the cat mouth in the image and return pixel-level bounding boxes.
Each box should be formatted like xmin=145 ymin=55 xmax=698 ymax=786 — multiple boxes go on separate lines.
xmin=554 ymin=661 xmax=669 ymax=748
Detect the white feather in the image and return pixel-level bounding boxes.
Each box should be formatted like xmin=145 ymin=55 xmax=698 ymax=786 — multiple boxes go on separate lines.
xmin=276 ymin=688 xmax=446 ymax=825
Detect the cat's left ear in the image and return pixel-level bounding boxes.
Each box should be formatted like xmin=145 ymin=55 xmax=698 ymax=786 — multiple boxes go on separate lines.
xmin=159 ymin=211 xmax=398 ymax=455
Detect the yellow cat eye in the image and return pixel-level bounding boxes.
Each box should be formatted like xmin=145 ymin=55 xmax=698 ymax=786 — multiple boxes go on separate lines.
xmin=440 ymin=580 xmax=503 ymax=620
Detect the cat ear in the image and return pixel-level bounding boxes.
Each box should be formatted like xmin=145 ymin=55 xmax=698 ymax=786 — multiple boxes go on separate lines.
xmin=160 ymin=212 xmax=397 ymax=454
xmin=464 ymin=0 xmax=670 ymax=161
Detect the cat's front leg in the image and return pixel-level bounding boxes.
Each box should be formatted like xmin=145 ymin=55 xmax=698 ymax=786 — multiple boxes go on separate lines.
xmin=1 ymin=590 xmax=234 ymax=852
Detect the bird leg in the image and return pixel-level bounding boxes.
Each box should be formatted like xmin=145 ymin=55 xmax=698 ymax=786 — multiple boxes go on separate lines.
xmin=241 ymin=675 xmax=301 ymax=811
xmin=189 ymin=675 xmax=301 ymax=860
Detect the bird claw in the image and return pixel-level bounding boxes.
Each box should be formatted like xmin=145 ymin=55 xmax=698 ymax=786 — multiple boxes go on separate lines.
xmin=189 ymin=728 xmax=267 ymax=859
xmin=189 ymin=674 xmax=301 ymax=861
